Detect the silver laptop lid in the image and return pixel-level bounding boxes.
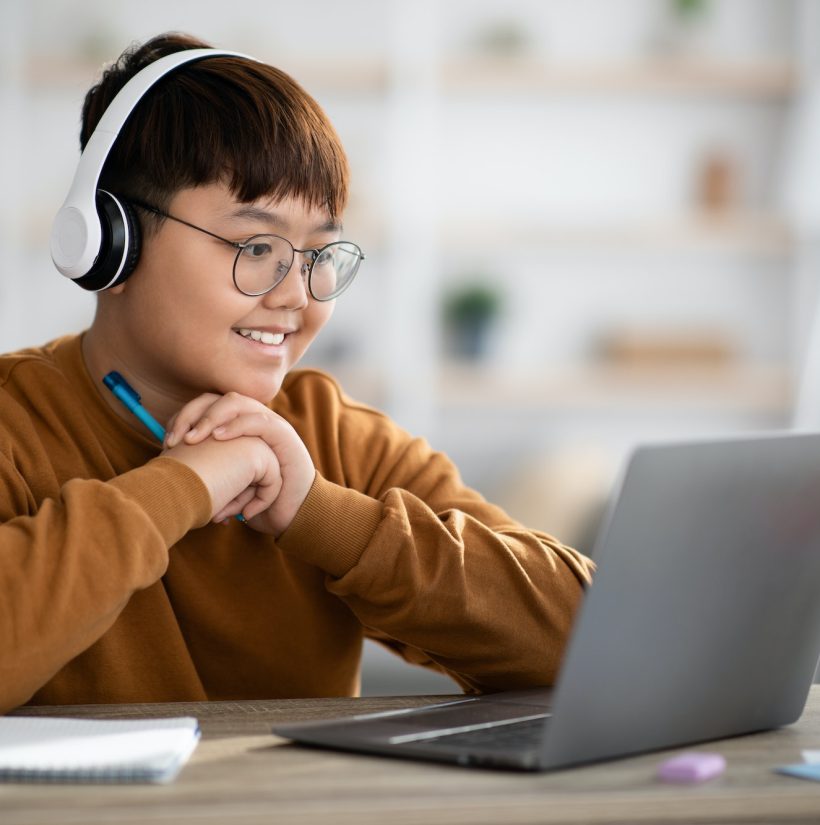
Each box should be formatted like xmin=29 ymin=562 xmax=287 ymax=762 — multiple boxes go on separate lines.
xmin=541 ymin=431 xmax=820 ymax=769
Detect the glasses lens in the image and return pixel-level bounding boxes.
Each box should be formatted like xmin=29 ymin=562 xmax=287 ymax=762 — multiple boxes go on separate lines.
xmin=234 ymin=235 xmax=295 ymax=296
xmin=309 ymin=241 xmax=363 ymax=301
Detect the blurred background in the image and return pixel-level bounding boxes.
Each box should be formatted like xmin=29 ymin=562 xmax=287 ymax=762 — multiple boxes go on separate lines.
xmin=1 ymin=0 xmax=819 ymax=694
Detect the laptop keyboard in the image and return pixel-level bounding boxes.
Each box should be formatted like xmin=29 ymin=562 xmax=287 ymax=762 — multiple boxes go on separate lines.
xmin=409 ymin=716 xmax=547 ymax=752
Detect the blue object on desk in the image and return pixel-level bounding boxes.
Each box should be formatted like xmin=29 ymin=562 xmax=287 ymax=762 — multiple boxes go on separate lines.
xmin=776 ymin=763 xmax=820 ymax=782
xmin=103 ymin=371 xmax=245 ymax=523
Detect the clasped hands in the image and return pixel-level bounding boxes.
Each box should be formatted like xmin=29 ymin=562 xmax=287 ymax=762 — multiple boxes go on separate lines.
xmin=161 ymin=392 xmax=315 ymax=537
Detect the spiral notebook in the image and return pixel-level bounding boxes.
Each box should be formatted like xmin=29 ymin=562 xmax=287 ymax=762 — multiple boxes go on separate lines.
xmin=0 ymin=716 xmax=200 ymax=783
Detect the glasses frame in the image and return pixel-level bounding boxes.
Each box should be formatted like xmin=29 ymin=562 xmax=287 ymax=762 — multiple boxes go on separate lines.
xmin=130 ymin=199 xmax=364 ymax=301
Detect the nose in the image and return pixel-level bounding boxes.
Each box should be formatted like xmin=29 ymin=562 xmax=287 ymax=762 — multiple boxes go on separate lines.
xmin=260 ymin=256 xmax=310 ymax=311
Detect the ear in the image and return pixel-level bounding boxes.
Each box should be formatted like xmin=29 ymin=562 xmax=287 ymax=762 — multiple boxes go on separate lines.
xmin=106 ymin=283 xmax=128 ymax=295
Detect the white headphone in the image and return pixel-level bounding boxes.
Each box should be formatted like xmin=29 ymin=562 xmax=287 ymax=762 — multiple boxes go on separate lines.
xmin=50 ymin=48 xmax=253 ymax=292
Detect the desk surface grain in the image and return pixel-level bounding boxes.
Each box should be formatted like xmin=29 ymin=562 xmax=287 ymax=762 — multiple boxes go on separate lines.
xmin=3 ymin=688 xmax=820 ymax=825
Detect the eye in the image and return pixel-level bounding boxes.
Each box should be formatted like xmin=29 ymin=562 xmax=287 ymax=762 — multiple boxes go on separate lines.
xmin=314 ymin=247 xmax=335 ymax=266
xmin=243 ymin=241 xmax=273 ymax=260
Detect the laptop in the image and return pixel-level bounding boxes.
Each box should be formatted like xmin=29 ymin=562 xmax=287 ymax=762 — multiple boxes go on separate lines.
xmin=272 ymin=432 xmax=820 ymax=771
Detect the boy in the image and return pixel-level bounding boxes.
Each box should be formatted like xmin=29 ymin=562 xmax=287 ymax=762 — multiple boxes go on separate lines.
xmin=0 ymin=33 xmax=593 ymax=712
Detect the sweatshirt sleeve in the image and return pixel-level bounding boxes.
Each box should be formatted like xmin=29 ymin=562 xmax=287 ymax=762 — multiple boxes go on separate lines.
xmin=0 ymin=454 xmax=211 ymax=712
xmin=276 ymin=379 xmax=595 ymax=694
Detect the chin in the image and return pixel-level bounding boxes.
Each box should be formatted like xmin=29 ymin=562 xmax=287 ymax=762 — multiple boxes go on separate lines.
xmin=220 ymin=374 xmax=286 ymax=404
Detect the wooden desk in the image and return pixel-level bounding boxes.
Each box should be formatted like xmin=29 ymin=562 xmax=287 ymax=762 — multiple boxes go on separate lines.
xmin=3 ymin=688 xmax=820 ymax=825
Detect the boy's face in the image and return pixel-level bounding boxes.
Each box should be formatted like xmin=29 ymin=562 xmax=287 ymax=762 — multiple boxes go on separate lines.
xmin=106 ymin=182 xmax=338 ymax=404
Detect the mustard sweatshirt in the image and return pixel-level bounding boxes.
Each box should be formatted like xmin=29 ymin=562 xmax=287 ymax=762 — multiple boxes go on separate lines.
xmin=0 ymin=334 xmax=593 ymax=711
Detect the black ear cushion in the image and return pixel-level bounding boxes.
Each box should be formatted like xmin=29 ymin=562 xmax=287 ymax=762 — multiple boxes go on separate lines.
xmin=72 ymin=191 xmax=142 ymax=291
xmin=116 ymin=198 xmax=142 ymax=285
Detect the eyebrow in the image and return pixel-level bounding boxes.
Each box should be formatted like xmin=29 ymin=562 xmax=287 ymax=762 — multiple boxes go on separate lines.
xmin=226 ymin=204 xmax=343 ymax=234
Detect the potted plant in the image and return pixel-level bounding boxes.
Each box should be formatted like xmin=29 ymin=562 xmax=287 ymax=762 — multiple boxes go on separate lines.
xmin=442 ymin=282 xmax=502 ymax=360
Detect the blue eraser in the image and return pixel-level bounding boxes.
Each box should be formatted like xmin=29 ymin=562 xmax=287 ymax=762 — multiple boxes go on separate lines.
xmin=657 ymin=752 xmax=726 ymax=784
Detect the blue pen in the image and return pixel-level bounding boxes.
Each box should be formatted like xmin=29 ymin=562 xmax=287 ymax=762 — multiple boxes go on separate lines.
xmin=103 ymin=371 xmax=166 ymax=441
xmin=103 ymin=371 xmax=246 ymax=523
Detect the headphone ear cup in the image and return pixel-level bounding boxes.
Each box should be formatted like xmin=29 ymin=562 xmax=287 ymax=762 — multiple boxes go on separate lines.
xmin=73 ymin=190 xmax=141 ymax=291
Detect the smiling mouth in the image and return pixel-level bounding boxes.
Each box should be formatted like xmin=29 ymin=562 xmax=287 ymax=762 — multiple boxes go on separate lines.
xmin=236 ymin=328 xmax=287 ymax=345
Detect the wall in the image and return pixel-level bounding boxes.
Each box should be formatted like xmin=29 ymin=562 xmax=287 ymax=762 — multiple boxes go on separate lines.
xmin=0 ymin=0 xmax=812 ymax=695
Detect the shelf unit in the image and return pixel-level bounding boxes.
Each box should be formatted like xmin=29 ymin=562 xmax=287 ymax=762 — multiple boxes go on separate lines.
xmin=250 ymin=7 xmax=806 ymax=486
xmin=7 ymin=0 xmax=809 ymax=486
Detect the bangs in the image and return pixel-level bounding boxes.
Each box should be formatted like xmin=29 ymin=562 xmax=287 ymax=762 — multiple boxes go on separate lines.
xmin=95 ymin=56 xmax=349 ymax=219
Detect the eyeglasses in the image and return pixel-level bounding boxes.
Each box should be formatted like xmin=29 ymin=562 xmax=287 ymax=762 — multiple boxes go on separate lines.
xmin=131 ymin=200 xmax=364 ymax=301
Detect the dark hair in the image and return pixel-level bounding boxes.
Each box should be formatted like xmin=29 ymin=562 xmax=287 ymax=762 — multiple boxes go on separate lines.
xmin=80 ymin=32 xmax=349 ymax=228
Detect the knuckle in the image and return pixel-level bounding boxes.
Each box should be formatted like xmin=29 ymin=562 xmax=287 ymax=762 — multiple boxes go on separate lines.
xmin=189 ymin=395 xmax=216 ymax=414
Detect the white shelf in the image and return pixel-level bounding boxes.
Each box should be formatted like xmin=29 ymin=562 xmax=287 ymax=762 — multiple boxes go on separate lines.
xmin=28 ymin=54 xmax=796 ymax=99
xmin=440 ymin=57 xmax=797 ymax=99
xmin=437 ymin=361 xmax=792 ymax=415
xmin=441 ymin=212 xmax=794 ymax=258
xmin=25 ymin=55 xmax=389 ymax=94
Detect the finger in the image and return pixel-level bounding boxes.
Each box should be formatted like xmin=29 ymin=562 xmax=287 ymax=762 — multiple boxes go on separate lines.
xmin=214 ymin=450 xmax=286 ymax=521
xmin=165 ymin=393 xmax=221 ymax=447
xmin=182 ymin=391 xmax=262 ymax=445
xmin=242 ymin=488 xmax=281 ymax=522
xmin=213 ymin=487 xmax=257 ymax=523
xmin=241 ymin=460 xmax=285 ymax=521
xmin=211 ymin=411 xmax=293 ymax=453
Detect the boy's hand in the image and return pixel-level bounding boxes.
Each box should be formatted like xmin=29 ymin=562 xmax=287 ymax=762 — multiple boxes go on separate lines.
xmin=163 ymin=435 xmax=283 ymax=524
xmin=164 ymin=392 xmax=315 ymax=537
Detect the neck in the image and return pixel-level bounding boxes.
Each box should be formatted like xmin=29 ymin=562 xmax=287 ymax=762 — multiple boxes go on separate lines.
xmin=82 ymin=322 xmax=190 ymax=440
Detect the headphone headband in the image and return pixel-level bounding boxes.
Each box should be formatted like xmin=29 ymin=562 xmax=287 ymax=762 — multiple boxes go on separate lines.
xmin=51 ymin=47 xmax=254 ymax=290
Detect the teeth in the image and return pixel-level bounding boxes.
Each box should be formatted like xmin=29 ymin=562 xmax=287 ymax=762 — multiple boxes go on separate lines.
xmin=238 ymin=328 xmax=285 ymax=345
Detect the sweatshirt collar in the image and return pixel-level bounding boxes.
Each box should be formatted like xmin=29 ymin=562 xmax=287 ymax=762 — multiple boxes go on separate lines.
xmin=52 ymin=333 xmax=162 ymax=463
